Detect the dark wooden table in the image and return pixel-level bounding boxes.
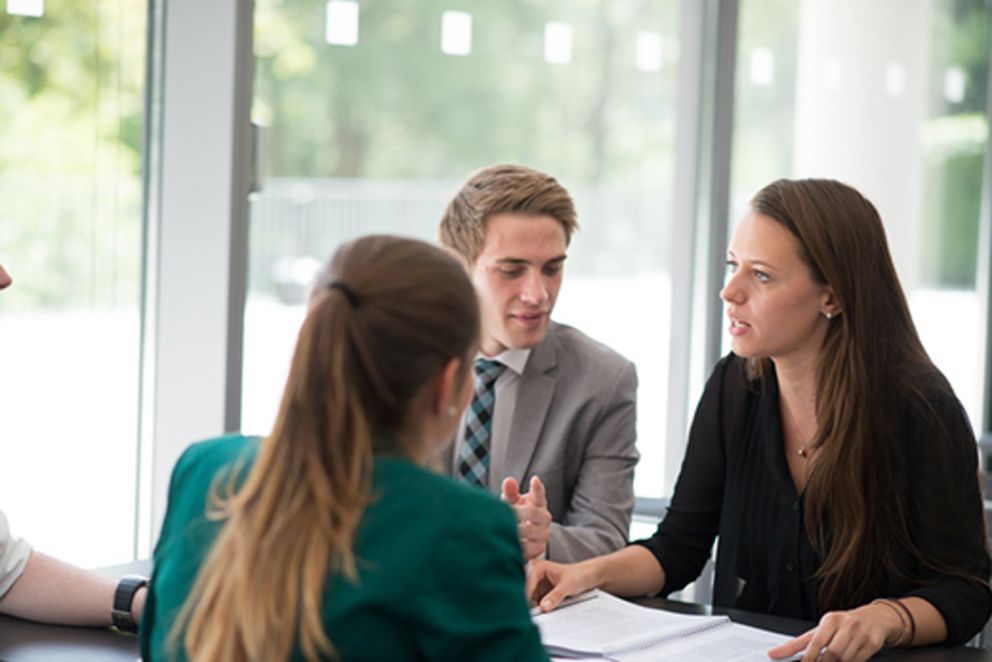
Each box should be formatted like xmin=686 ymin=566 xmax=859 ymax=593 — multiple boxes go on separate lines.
xmin=638 ymin=596 xmax=992 ymax=660
xmin=1 ymin=560 xmax=988 ymax=660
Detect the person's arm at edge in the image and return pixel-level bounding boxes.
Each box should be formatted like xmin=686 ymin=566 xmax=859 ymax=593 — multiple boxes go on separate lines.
xmin=0 ymin=550 xmax=146 ymax=627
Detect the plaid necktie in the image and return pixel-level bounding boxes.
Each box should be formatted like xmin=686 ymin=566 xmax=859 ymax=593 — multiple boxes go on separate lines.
xmin=457 ymin=359 xmax=506 ymax=487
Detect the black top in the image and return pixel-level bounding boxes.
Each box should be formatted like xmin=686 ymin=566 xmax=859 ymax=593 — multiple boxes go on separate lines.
xmin=636 ymin=354 xmax=992 ymax=645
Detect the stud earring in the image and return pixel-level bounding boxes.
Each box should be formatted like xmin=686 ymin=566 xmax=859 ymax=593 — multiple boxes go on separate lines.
xmin=447 ymin=406 xmax=460 ymax=417
xmin=824 ymin=311 xmax=832 ymax=320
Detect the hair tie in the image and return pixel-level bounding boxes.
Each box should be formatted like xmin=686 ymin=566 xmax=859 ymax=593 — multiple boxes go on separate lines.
xmin=328 ymin=281 xmax=361 ymax=308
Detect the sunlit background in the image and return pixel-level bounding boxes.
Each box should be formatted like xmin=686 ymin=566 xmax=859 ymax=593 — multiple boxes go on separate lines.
xmin=0 ymin=0 xmax=988 ymax=566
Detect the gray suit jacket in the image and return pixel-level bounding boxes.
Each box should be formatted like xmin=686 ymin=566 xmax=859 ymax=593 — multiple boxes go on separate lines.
xmin=440 ymin=322 xmax=639 ymax=562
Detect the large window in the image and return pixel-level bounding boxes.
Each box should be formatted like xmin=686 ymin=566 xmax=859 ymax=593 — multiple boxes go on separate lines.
xmin=731 ymin=0 xmax=990 ymax=426
xmin=242 ymin=0 xmax=682 ymax=497
xmin=0 ymin=2 xmax=147 ymax=566
xmin=1 ymin=0 xmax=989 ymax=565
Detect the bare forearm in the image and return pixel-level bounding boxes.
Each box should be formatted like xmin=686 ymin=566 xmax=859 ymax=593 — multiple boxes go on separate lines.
xmin=0 ymin=551 xmax=117 ymax=626
xmin=589 ymin=545 xmax=667 ymax=598
xmin=901 ymin=596 xmax=947 ymax=646
xmin=867 ymin=596 xmax=948 ymax=647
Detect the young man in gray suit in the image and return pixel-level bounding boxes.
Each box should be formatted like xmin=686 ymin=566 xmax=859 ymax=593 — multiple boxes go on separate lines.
xmin=438 ymin=164 xmax=639 ymax=563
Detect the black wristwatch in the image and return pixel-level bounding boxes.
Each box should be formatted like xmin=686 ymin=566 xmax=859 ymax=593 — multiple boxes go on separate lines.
xmin=112 ymin=574 xmax=148 ymax=634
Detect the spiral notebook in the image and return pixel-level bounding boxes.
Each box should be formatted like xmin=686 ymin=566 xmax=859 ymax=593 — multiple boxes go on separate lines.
xmin=532 ymin=589 xmax=797 ymax=662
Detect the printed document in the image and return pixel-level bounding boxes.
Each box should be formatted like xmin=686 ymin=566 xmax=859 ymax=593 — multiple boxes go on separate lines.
xmin=533 ymin=589 xmax=798 ymax=661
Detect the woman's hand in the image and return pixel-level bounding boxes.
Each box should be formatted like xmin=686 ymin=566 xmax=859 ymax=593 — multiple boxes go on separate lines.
xmin=526 ymin=558 xmax=600 ymax=612
xmin=527 ymin=546 xmax=667 ymax=612
xmin=768 ymin=601 xmax=904 ymax=662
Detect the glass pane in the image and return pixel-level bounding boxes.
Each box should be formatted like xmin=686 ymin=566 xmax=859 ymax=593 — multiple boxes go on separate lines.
xmin=0 ymin=2 xmax=147 ymax=566
xmin=732 ymin=0 xmax=989 ymax=427
xmin=244 ymin=0 xmax=681 ymax=496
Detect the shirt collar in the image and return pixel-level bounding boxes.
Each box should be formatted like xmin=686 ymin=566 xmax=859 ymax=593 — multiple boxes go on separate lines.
xmin=478 ymin=347 xmax=531 ymax=376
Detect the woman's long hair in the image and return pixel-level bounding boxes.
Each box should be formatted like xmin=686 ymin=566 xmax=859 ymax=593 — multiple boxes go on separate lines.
xmin=173 ymin=235 xmax=480 ymax=660
xmin=748 ymin=178 xmax=987 ymax=611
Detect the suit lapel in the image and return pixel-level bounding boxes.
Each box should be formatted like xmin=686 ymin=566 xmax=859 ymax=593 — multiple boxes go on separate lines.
xmin=491 ymin=324 xmax=558 ymax=487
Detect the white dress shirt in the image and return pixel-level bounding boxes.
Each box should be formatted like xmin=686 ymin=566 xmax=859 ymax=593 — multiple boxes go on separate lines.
xmin=0 ymin=509 xmax=31 ymax=598
xmin=459 ymin=347 xmax=531 ymax=490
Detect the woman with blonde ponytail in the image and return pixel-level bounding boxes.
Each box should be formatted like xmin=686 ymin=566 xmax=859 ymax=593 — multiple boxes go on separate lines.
xmin=139 ymin=235 xmax=548 ymax=661
xmin=526 ymin=179 xmax=991 ymax=662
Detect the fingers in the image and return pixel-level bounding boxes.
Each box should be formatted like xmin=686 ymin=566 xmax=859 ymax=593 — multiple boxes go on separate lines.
xmin=525 ymin=561 xmax=568 ymax=608
xmin=768 ymin=628 xmax=814 ymax=660
xmin=516 ymin=506 xmax=551 ymax=560
xmin=513 ymin=502 xmax=552 ymax=528
xmin=515 ymin=504 xmax=551 ymax=536
xmin=500 ymin=477 xmax=520 ymax=503
xmin=503 ymin=475 xmax=547 ymax=507
xmin=526 ymin=559 xmax=599 ymax=613
xmin=525 ymin=560 xmax=555 ymax=605
xmin=505 ymin=476 xmax=551 ymax=560
xmin=773 ymin=609 xmax=886 ymax=662
xmin=807 ymin=626 xmax=853 ymax=662
xmin=528 ymin=475 xmax=547 ymax=508
xmin=800 ymin=618 xmax=842 ymax=662
xmin=518 ymin=519 xmax=551 ymax=543
xmin=505 ymin=478 xmax=551 ymax=529
xmin=536 ymin=582 xmax=577 ymax=612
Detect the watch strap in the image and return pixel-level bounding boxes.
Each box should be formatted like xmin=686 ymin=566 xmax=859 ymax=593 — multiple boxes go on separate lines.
xmin=111 ymin=574 xmax=148 ymax=634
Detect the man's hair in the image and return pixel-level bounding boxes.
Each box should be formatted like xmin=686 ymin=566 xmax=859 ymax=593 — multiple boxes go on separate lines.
xmin=438 ymin=164 xmax=579 ymax=262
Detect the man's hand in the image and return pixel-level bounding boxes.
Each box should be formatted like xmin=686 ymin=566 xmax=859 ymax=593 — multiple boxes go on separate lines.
xmin=501 ymin=476 xmax=552 ymax=560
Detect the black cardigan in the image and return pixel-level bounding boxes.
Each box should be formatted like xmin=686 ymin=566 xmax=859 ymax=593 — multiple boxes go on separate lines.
xmin=635 ymin=354 xmax=992 ymax=645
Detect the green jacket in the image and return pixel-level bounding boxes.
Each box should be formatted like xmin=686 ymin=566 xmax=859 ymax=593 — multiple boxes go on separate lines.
xmin=140 ymin=434 xmax=547 ymax=661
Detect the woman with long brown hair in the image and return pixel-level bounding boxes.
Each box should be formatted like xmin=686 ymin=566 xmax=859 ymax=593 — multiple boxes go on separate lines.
xmin=526 ymin=178 xmax=991 ymax=661
xmin=139 ymin=235 xmax=548 ymax=661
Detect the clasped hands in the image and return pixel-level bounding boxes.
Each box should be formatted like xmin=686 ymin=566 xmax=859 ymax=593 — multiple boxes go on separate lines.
xmin=500 ymin=476 xmax=552 ymax=560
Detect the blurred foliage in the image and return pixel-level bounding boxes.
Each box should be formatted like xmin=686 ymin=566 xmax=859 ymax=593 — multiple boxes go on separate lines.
xmin=0 ymin=1 xmax=145 ymax=311
xmin=252 ymin=0 xmax=679 ymax=185
xmin=734 ymin=0 xmax=989 ymax=289
xmin=920 ymin=0 xmax=989 ymax=287
xmin=249 ymin=0 xmax=682 ymax=287
xmin=731 ymin=0 xmax=799 ymax=203
xmin=0 ymin=0 xmax=988 ymax=308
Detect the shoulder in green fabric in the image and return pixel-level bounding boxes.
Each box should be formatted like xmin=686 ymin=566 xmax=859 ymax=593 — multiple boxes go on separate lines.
xmin=370 ymin=456 xmax=518 ymax=529
xmin=173 ymin=433 xmax=261 ymax=486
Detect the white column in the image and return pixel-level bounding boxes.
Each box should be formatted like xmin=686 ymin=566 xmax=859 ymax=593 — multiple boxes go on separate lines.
xmin=138 ymin=0 xmax=253 ymax=554
xmin=793 ymin=0 xmax=931 ymax=290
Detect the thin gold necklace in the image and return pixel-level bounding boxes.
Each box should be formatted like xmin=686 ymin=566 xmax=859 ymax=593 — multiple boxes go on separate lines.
xmin=782 ymin=402 xmax=814 ymax=459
